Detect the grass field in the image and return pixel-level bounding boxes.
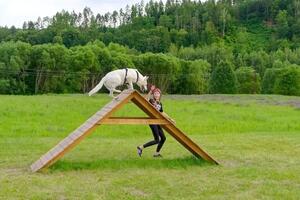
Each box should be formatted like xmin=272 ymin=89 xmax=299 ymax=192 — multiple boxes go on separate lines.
xmin=0 ymin=93 xmax=300 ymax=199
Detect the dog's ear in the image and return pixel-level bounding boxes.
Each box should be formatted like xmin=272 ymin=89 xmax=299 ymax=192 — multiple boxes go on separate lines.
xmin=144 ymin=76 xmax=149 ymax=80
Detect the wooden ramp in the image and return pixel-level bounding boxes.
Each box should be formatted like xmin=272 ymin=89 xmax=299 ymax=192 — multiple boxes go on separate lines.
xmin=31 ymin=89 xmax=218 ymax=172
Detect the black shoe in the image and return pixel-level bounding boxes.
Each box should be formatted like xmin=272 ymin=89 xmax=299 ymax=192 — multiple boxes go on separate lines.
xmin=153 ymin=153 xmax=162 ymax=157
xmin=137 ymin=146 xmax=143 ymax=157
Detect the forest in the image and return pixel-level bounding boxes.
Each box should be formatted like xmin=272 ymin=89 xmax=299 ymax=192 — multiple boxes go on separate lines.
xmin=0 ymin=0 xmax=300 ymax=95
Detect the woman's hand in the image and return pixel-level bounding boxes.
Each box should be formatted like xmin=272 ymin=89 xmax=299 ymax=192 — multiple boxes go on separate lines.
xmin=150 ymin=85 xmax=155 ymax=92
xmin=146 ymin=85 xmax=155 ymax=100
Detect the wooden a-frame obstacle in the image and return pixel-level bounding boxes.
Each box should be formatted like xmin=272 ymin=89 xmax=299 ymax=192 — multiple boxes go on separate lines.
xmin=31 ymin=89 xmax=218 ymax=172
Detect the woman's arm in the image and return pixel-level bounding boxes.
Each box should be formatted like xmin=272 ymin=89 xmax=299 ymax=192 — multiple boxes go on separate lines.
xmin=146 ymin=85 xmax=156 ymax=101
xmin=146 ymin=90 xmax=152 ymax=101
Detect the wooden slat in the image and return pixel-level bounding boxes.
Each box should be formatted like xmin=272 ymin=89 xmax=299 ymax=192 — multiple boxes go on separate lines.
xmin=100 ymin=118 xmax=169 ymax=125
xmin=109 ymin=117 xmax=149 ymax=119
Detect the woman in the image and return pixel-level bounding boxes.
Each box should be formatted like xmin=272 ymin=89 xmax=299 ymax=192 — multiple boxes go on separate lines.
xmin=137 ymin=85 xmax=171 ymax=157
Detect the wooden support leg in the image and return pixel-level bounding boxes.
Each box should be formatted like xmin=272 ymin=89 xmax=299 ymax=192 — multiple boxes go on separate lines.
xmin=162 ymin=124 xmax=219 ymax=165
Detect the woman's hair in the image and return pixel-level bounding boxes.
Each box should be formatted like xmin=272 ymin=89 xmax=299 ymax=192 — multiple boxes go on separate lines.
xmin=153 ymin=88 xmax=161 ymax=94
xmin=152 ymin=88 xmax=162 ymax=101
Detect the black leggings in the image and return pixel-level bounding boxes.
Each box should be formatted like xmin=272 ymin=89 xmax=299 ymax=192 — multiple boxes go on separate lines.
xmin=143 ymin=125 xmax=166 ymax=152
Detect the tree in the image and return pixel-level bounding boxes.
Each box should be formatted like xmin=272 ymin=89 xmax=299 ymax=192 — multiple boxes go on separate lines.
xmin=30 ymin=45 xmax=54 ymax=94
xmin=274 ymin=67 xmax=300 ymax=96
xmin=243 ymin=50 xmax=271 ymax=77
xmin=112 ymin=11 xmax=118 ymax=28
xmin=235 ymin=67 xmax=261 ymax=94
xmin=209 ymin=60 xmax=237 ymax=94
xmin=202 ymin=21 xmax=218 ymax=45
xmin=159 ymin=15 xmax=172 ymax=29
xmin=275 ymin=10 xmax=289 ymax=38
xmin=170 ymin=28 xmax=188 ymax=47
xmin=61 ymin=28 xmax=82 ymax=47
xmin=195 ymin=43 xmax=234 ymax=68
xmin=262 ymin=68 xmax=279 ymax=94
xmin=82 ymin=7 xmax=93 ymax=28
xmin=0 ymin=41 xmax=32 ymax=94
xmin=175 ymin=59 xmax=211 ymax=94
xmin=262 ymin=66 xmax=300 ymax=96
xmin=220 ymin=7 xmax=229 ymax=37
xmin=53 ymin=35 xmax=63 ymax=44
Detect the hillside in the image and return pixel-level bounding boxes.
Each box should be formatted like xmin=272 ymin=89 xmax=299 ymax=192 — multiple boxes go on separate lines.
xmin=0 ymin=0 xmax=300 ymax=95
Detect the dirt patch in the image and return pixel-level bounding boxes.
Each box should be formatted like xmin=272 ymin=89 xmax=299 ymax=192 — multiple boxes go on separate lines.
xmin=165 ymin=94 xmax=300 ymax=109
xmin=2 ymin=167 xmax=26 ymax=176
xmin=123 ymin=186 xmax=149 ymax=198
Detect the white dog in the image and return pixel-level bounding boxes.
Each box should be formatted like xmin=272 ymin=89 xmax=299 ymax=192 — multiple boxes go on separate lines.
xmin=88 ymin=68 xmax=148 ymax=97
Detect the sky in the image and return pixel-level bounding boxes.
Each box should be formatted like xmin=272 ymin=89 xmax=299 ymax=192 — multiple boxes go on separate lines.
xmin=0 ymin=0 xmax=162 ymax=28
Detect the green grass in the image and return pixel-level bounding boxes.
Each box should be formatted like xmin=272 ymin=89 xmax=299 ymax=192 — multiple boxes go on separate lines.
xmin=0 ymin=93 xmax=300 ymax=199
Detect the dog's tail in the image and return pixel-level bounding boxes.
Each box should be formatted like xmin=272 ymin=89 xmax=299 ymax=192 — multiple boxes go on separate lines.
xmin=88 ymin=76 xmax=105 ymax=96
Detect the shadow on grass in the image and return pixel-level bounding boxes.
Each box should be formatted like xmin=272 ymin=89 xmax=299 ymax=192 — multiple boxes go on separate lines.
xmin=49 ymin=156 xmax=214 ymax=171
